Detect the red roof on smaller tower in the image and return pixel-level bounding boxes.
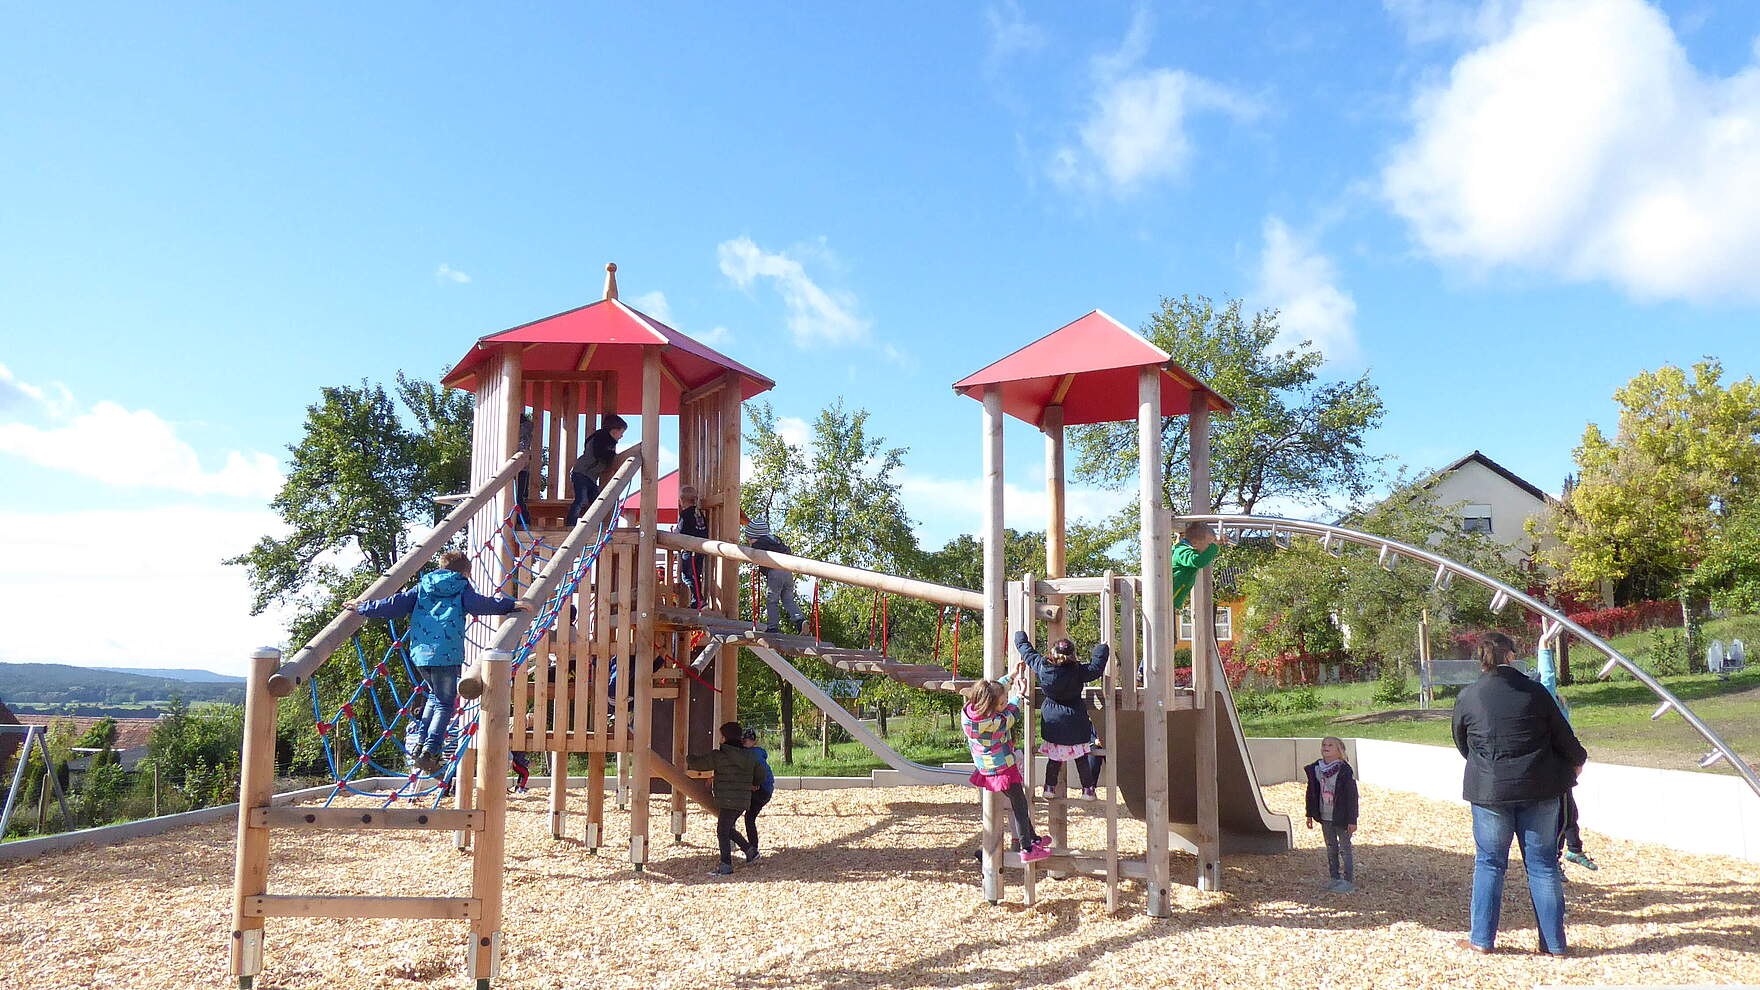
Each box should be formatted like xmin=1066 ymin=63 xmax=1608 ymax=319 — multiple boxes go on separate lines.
xmin=952 ymin=310 xmax=1231 ymax=426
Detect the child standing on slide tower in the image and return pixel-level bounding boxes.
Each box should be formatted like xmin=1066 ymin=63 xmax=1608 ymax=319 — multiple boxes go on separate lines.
xmin=1170 ymin=521 xmax=1229 ymax=614
xmin=1014 ymin=631 xmax=1110 ymax=800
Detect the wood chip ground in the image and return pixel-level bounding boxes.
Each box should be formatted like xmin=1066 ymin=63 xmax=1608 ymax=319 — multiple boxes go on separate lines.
xmin=2 ymin=781 xmax=1756 ymax=988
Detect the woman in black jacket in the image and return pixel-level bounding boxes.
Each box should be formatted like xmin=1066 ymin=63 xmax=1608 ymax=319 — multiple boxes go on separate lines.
xmin=1451 ymin=632 xmax=1588 ymax=956
xmin=1014 ymin=630 xmax=1109 ymax=800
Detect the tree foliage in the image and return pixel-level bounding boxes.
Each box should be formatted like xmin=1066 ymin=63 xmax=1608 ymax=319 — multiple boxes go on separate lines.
xmin=1239 ymin=476 xmax=1525 ymax=668
xmin=1068 ymin=295 xmax=1384 ymax=515
xmin=1533 ymin=360 xmax=1760 ymax=607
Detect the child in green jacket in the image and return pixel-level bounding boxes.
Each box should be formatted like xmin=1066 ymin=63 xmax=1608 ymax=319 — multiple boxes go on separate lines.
xmin=1171 ymin=522 xmax=1228 ymax=614
xmin=688 ymin=721 xmax=766 ymax=875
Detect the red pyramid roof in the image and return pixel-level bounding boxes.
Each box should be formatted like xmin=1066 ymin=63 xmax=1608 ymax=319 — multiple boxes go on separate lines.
xmin=952 ymin=310 xmax=1232 ymax=426
xmin=443 ymin=298 xmax=773 ymax=414
xmin=619 ymin=469 xmax=751 ymax=526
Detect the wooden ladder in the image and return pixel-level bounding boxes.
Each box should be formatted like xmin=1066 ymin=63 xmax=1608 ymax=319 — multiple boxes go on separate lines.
xmin=230 ymin=649 xmax=513 ymax=990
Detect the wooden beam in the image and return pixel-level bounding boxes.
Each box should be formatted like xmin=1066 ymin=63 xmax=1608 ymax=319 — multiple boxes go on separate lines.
xmin=470 ymin=652 xmax=511 ymax=980
xmin=576 ymin=343 xmax=598 ymax=372
xmin=246 ymin=895 xmax=479 ymax=921
xmin=679 ymin=375 xmax=732 ymax=407
xmin=1049 ymin=373 xmax=1077 ymax=408
xmin=981 ymin=384 xmax=1005 ymax=905
xmin=228 ymin=650 xmax=279 ymax=983
xmin=250 ymin=807 xmax=482 ymax=831
xmin=630 ymin=345 xmax=663 ymax=866
xmin=524 ymin=371 xmax=612 ymax=384
xmin=1189 ymin=388 xmax=1222 ymax=892
xmin=1138 ymin=366 xmax=1172 ymax=918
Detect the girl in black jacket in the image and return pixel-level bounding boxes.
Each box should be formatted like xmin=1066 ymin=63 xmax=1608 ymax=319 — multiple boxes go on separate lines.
xmin=1014 ymin=630 xmax=1109 ymax=800
xmin=1304 ymin=736 xmax=1359 ymax=892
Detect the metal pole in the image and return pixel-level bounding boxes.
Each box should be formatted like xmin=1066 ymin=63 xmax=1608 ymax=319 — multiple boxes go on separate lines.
xmin=0 ymin=726 xmax=36 ymax=839
xmin=37 ymin=730 xmax=71 ymax=828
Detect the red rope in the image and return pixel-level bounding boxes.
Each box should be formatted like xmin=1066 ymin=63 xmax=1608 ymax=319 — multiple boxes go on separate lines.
xmin=933 ymin=607 xmax=946 ymax=661
xmin=811 ymin=581 xmax=821 ymax=640
xmin=952 ymin=611 xmax=962 ymax=677
xmin=662 ymin=653 xmax=723 ymax=693
xmin=880 ymin=594 xmax=889 ymax=657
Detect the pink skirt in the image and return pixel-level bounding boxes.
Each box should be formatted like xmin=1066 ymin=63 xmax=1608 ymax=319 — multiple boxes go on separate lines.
xmin=1039 ymin=741 xmax=1092 ymax=761
xmin=969 ymin=764 xmax=1024 ymax=792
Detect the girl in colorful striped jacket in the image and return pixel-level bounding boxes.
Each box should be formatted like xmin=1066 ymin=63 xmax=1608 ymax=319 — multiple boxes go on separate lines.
xmin=962 ymin=664 xmax=1052 ymax=863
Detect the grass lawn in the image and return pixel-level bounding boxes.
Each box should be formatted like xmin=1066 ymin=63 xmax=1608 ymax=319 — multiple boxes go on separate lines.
xmin=766 ymin=717 xmax=969 ymax=777
xmin=1239 ymin=615 xmax=1760 ymax=775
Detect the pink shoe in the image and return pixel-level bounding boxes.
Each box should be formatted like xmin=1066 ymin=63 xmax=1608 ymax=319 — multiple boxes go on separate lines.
xmin=1022 ymin=837 xmax=1053 ymax=863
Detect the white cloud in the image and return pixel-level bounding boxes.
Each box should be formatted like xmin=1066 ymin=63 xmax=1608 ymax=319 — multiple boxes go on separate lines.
xmin=435 ymin=263 xmax=471 ymax=284
xmin=628 ymin=290 xmax=674 ymax=325
xmin=0 ymin=506 xmax=291 ymax=677
xmin=1382 ymin=0 xmax=1516 ymax=44
xmin=717 ymin=236 xmax=872 ymax=348
xmin=697 ymin=325 xmax=734 ymax=349
xmin=984 ymin=0 xmax=1048 ymax=70
xmin=1383 ymin=0 xmax=1760 ymax=302
xmin=1253 ymin=217 xmax=1361 ymax=363
xmin=1051 ymin=7 xmax=1259 ymax=195
xmin=0 ymin=368 xmax=282 ymax=498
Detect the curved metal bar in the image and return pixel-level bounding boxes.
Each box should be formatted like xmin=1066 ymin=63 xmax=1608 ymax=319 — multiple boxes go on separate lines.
xmin=1177 ymin=513 xmax=1760 ymax=799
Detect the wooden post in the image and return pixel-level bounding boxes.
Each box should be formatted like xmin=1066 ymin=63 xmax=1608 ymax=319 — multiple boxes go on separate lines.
xmin=1100 ymin=571 xmax=1121 ymax=912
xmin=469 ymin=651 xmax=512 ymax=986
xmin=980 ymin=385 xmax=1006 ymax=905
xmin=1042 ymin=405 xmax=1069 ymax=866
xmin=230 ymin=648 xmax=280 ymax=985
xmin=1189 ymin=388 xmax=1222 ymax=891
xmin=1014 ymin=577 xmax=1038 ymax=906
xmin=670 ymin=632 xmax=688 ymax=842
xmin=1137 ymin=367 xmax=1173 ymax=917
xmin=455 ymin=748 xmax=476 ymax=851
xmin=716 ymin=373 xmax=743 ymax=730
xmin=628 ymin=346 xmax=662 ymax=868
xmin=1418 ymin=609 xmax=1433 ymax=709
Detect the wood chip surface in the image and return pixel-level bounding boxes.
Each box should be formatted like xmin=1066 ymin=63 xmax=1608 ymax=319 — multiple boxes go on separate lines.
xmin=2 ymin=781 xmax=1756 ymax=988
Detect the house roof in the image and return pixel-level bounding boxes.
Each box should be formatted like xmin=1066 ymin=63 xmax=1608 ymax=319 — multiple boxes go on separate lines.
xmin=442 ymin=280 xmax=773 ymax=414
xmin=16 ymin=715 xmax=162 ymax=752
xmin=619 ymin=469 xmax=751 ymax=527
xmin=1426 ymin=450 xmax=1551 ymax=504
xmin=951 ymin=310 xmax=1232 ymax=426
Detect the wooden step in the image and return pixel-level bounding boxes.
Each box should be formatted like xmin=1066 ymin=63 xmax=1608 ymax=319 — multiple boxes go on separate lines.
xmin=244 ymin=895 xmax=479 ymax=920
xmin=250 ymin=807 xmax=483 ymax=832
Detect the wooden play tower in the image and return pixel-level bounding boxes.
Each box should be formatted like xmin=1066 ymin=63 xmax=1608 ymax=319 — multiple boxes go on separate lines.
xmin=227 ymin=284 xmax=1290 ymax=988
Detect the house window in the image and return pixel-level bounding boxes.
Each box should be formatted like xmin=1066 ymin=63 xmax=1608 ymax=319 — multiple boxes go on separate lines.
xmin=1180 ymin=604 xmax=1234 ymax=642
xmin=1461 ymin=504 xmax=1493 ymax=534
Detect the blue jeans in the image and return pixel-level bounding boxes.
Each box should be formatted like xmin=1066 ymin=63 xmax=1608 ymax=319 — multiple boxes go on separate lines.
xmin=1470 ymin=798 xmax=1567 ymax=953
xmin=565 ymin=471 xmax=600 ymax=526
xmin=418 ymin=665 xmax=462 ymax=757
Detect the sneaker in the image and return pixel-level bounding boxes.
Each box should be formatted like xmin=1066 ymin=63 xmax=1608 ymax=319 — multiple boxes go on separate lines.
xmin=763 ymin=626 xmax=782 ymax=634
xmin=709 ymin=863 xmax=733 ymax=876
xmin=744 ymin=847 xmax=761 ymax=864
xmin=1563 ymin=851 xmax=1599 ymax=870
xmin=1324 ymin=878 xmax=1347 ymax=892
xmin=1335 ymin=880 xmax=1358 ymax=893
xmin=1081 ymin=788 xmax=1098 ymax=801
xmin=1022 ymin=837 xmax=1053 ymax=863
xmin=415 ymin=751 xmax=442 ymax=775
xmin=1041 ymin=785 xmax=1056 ymax=800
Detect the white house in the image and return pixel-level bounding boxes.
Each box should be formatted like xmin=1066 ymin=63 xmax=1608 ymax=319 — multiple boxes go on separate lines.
xmin=1419 ymin=450 xmax=1555 ymax=571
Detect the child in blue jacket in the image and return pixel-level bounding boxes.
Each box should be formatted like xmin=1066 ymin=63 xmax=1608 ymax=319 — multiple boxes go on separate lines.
xmin=347 ymin=550 xmax=530 ymax=774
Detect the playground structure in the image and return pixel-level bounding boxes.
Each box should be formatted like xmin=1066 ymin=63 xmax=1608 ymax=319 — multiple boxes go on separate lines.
xmin=225 ymin=270 xmax=1758 ymax=988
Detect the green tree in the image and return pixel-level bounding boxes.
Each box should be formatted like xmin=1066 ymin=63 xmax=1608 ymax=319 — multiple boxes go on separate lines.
xmin=1533 ymin=360 xmax=1760 ymax=661
xmin=1069 ymin=295 xmax=1384 ymax=515
xmin=1240 ymin=476 xmax=1524 ymax=674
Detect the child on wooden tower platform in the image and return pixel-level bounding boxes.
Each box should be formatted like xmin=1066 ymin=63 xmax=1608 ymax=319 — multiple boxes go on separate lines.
xmin=962 ymin=667 xmax=1053 ymax=863
xmin=346 ymin=550 xmax=533 ymax=775
xmin=1170 ymin=521 xmax=1230 ymax=614
xmin=565 ymin=414 xmax=629 ymax=526
xmin=675 ymin=485 xmax=711 ymax=608
xmin=1014 ymin=630 xmax=1109 ymax=800
xmin=744 ymin=518 xmax=807 ymax=635
xmin=1305 ymin=736 xmax=1360 ymax=893
xmin=688 ymin=721 xmax=767 ymax=876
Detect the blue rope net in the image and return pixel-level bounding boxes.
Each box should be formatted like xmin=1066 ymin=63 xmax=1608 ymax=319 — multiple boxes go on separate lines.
xmin=310 ymin=495 xmax=631 ymax=807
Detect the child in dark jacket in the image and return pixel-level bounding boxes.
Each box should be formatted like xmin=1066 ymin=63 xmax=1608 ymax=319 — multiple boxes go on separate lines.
xmin=688 ymin=721 xmax=766 ymax=875
xmin=744 ymin=518 xmax=807 ymax=634
xmin=1014 ymin=631 xmax=1109 ymax=800
xmin=347 ymin=551 xmax=531 ymax=775
xmin=565 ymin=414 xmax=629 ymax=526
xmin=1304 ymin=736 xmax=1360 ymax=892
xmin=676 ymin=484 xmax=711 ymax=608
xmin=740 ymin=728 xmax=775 ymax=855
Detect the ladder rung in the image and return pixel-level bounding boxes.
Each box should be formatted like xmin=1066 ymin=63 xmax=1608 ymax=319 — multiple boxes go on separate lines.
xmin=251 ymin=807 xmax=483 ymax=832
xmin=246 ymin=895 xmax=480 ymax=920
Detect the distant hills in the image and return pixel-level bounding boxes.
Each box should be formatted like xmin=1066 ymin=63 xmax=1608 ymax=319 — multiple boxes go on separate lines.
xmin=93 ymin=666 xmax=243 ymax=684
xmin=0 ymin=662 xmax=245 ymax=714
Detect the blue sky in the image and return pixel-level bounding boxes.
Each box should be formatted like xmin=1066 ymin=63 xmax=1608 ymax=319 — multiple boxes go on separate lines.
xmin=3 ymin=0 xmax=1758 ymax=673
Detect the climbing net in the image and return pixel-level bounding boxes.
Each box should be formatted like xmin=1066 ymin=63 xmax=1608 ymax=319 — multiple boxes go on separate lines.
xmin=310 ymin=495 xmax=631 ymax=807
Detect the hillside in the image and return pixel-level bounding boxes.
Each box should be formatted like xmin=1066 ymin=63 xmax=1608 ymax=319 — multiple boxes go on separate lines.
xmin=0 ymin=662 xmax=245 ymax=709
xmin=92 ymin=666 xmax=243 ymax=684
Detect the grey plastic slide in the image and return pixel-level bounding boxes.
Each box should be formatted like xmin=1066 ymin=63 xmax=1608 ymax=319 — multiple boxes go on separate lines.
xmin=741 ymin=643 xmax=970 ymax=785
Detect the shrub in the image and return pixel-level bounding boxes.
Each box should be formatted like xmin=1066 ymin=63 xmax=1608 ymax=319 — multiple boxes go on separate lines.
xmin=1643 ymin=628 xmax=1689 ymax=677
xmin=1372 ymin=661 xmax=1410 ymax=707
xmin=1566 ymin=600 xmax=1683 ymax=639
xmin=1235 ymin=686 xmax=1321 ymax=719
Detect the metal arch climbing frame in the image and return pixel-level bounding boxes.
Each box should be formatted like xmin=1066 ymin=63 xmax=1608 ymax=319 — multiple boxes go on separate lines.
xmin=1177 ymin=513 xmax=1760 ymax=800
